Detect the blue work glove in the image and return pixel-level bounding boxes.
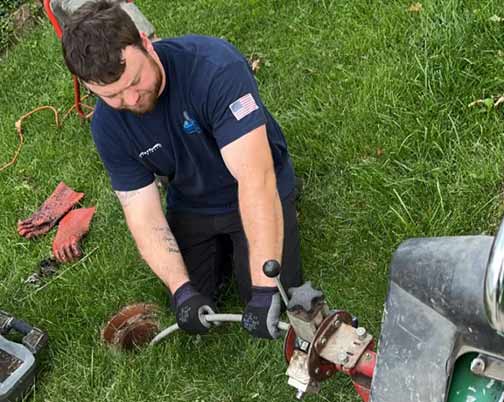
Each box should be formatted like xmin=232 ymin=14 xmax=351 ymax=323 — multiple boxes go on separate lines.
xmin=173 ymin=282 xmax=216 ymax=335
xmin=241 ymin=286 xmax=282 ymax=339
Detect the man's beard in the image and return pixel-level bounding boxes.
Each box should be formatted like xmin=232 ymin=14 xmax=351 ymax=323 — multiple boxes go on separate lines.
xmin=126 ymin=56 xmax=163 ymax=115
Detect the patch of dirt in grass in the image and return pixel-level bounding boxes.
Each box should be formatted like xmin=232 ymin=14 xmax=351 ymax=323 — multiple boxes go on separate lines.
xmin=408 ymin=3 xmax=423 ymax=13
xmin=0 ymin=0 xmax=44 ymax=58
xmin=12 ymin=2 xmax=37 ymax=34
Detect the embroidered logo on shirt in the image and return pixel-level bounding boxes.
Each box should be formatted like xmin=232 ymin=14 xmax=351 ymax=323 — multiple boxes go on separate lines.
xmin=182 ymin=111 xmax=202 ymax=134
xmin=229 ymin=93 xmax=258 ymax=121
xmin=139 ymin=143 xmax=162 ymax=158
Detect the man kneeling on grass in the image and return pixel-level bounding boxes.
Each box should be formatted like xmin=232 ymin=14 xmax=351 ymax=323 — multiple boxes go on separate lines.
xmin=61 ymin=0 xmax=302 ymax=339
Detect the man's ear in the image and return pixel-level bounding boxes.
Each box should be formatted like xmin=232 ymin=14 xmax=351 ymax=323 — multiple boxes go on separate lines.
xmin=140 ymin=31 xmax=154 ymax=53
xmin=82 ymin=80 xmax=92 ymax=92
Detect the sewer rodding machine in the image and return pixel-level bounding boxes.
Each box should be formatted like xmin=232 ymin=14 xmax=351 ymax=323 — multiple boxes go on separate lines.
xmin=5 ymin=217 xmax=504 ymax=401
xmin=151 ymin=216 xmax=504 ymax=402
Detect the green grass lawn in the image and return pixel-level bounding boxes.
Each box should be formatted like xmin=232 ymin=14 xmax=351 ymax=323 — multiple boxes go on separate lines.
xmin=1 ymin=0 xmax=504 ymax=401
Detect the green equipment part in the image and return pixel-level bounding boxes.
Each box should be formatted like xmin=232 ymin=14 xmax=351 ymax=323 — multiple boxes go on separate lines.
xmin=448 ymin=353 xmax=504 ymax=402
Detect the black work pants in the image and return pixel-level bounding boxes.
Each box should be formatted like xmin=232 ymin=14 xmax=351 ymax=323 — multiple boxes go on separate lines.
xmin=166 ymin=191 xmax=303 ymax=305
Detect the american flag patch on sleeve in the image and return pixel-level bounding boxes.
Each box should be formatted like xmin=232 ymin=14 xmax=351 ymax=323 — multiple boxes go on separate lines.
xmin=229 ymin=93 xmax=259 ymax=121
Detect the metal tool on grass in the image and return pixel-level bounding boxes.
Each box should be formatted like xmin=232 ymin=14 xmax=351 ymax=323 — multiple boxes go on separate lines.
xmin=0 ymin=311 xmax=47 ymax=402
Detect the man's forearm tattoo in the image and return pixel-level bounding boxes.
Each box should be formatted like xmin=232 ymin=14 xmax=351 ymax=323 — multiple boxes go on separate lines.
xmin=154 ymin=225 xmax=181 ymax=254
xmin=115 ymin=190 xmax=143 ymax=207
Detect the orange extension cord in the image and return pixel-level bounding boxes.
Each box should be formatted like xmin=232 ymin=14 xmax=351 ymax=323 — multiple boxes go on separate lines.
xmin=0 ymin=98 xmax=94 ymax=173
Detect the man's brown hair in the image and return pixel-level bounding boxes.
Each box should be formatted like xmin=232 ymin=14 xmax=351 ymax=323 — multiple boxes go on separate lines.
xmin=61 ymin=0 xmax=144 ymax=85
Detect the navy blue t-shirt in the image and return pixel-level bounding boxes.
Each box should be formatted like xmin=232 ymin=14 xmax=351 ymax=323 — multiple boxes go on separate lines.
xmin=91 ymin=35 xmax=295 ymax=214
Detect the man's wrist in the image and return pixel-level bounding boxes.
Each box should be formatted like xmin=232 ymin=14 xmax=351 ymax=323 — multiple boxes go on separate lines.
xmin=248 ymin=286 xmax=278 ymax=307
xmin=251 ymin=285 xmax=278 ymax=293
xmin=170 ymin=278 xmax=191 ymax=295
xmin=173 ymin=281 xmax=197 ymax=307
xmin=251 ymin=277 xmax=277 ymax=287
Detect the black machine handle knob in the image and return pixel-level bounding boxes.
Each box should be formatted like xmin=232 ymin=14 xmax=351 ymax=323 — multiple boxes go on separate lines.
xmin=262 ymin=260 xmax=290 ymax=307
xmin=263 ymin=260 xmax=281 ymax=278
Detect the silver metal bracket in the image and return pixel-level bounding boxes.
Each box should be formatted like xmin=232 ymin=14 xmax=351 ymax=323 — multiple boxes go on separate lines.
xmin=470 ymin=354 xmax=504 ymax=382
xmin=286 ymin=349 xmax=320 ymax=399
xmin=313 ymin=313 xmax=373 ymax=371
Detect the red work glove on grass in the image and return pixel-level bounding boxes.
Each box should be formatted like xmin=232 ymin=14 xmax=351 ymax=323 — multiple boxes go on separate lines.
xmin=18 ymin=182 xmax=84 ymax=238
xmin=52 ymin=207 xmax=96 ymax=263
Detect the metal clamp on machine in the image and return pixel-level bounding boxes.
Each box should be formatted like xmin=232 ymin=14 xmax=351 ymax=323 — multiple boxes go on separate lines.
xmin=261 ymin=261 xmax=376 ymax=401
xmin=282 ymin=282 xmax=376 ymax=401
